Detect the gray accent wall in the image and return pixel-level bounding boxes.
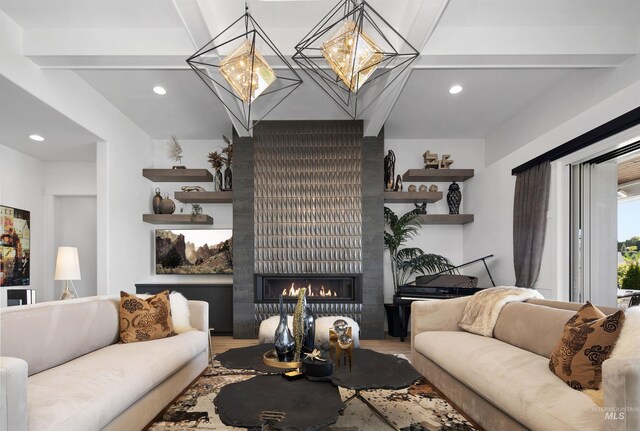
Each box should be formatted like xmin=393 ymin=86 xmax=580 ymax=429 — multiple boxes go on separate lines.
xmin=232 ymin=121 xmax=384 ymax=339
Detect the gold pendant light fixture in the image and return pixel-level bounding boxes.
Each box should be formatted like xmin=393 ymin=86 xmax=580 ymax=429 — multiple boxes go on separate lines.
xmin=293 ymin=0 xmax=419 ymax=119
xmin=187 ymin=3 xmax=302 ymax=131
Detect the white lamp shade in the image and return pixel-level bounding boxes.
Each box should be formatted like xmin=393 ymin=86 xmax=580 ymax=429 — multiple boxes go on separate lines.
xmin=54 ymin=247 xmax=81 ymax=281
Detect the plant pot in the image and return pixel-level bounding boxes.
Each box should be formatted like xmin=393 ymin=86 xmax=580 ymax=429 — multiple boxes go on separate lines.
xmin=384 ymin=303 xmax=411 ymax=341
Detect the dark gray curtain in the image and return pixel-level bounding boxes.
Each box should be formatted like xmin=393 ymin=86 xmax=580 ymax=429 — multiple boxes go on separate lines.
xmin=513 ymin=161 xmax=551 ymax=288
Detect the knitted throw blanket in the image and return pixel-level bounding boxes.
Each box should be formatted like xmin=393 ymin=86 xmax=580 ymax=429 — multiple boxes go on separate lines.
xmin=458 ymin=286 xmax=544 ymax=337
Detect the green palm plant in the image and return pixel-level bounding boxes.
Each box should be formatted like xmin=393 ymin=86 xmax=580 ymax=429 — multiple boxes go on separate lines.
xmin=384 ymin=206 xmax=452 ymax=293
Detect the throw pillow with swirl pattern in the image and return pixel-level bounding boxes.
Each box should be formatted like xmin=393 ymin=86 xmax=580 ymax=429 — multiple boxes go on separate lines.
xmin=549 ymin=302 xmax=625 ymax=389
xmin=119 ymin=290 xmax=177 ymax=343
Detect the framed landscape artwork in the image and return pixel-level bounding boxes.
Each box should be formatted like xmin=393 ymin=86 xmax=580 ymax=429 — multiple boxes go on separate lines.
xmin=155 ymin=229 xmax=233 ymax=275
xmin=1 ymin=205 xmax=31 ymax=286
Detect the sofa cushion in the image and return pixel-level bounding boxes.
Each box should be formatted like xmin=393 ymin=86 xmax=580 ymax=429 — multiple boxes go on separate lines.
xmin=549 ymin=302 xmax=625 ymax=389
xmin=0 ymin=296 xmax=120 ymax=376
xmin=413 ymin=331 xmax=603 ymax=431
xmin=119 ymin=290 xmax=176 ymax=343
xmin=494 ymin=302 xmax=577 ymax=358
xmin=27 ymin=330 xmax=206 ymax=431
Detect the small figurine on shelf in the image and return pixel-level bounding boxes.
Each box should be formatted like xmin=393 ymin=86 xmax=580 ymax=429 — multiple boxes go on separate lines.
xmin=440 ymin=154 xmax=454 ymax=169
xmin=222 ymin=135 xmax=233 ymax=191
xmin=414 ymin=202 xmax=427 ymax=214
xmin=384 ymin=150 xmax=396 ymax=191
xmin=407 ymin=184 xmax=417 ymax=192
xmin=423 ymin=150 xmax=439 ymax=169
xmin=190 ymin=204 xmax=203 ymax=222
xmin=167 ymin=135 xmax=185 ymax=169
xmin=393 ymin=174 xmax=403 ymax=191
xmin=428 ymin=184 xmax=438 ymax=192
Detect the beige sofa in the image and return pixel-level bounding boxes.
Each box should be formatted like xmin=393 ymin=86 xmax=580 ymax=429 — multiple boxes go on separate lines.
xmin=411 ymin=297 xmax=639 ymax=431
xmin=0 ymin=295 xmax=209 ymax=431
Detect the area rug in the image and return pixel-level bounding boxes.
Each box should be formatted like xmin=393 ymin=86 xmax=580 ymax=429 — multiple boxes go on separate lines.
xmin=146 ymin=358 xmax=478 ymax=431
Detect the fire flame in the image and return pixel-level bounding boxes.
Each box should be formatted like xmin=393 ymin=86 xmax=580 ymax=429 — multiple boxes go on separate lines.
xmin=282 ymin=283 xmax=337 ymax=297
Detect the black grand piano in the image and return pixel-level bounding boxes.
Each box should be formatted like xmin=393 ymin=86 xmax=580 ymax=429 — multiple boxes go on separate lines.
xmin=388 ymin=255 xmax=495 ymax=341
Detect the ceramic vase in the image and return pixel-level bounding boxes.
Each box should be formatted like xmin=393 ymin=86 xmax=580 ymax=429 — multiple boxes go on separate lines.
xmin=224 ymin=165 xmax=232 ymax=191
xmin=447 ymin=181 xmax=462 ymax=214
xmin=152 ymin=188 xmax=162 ymax=214
xmin=303 ymin=304 xmax=315 ymax=353
xmin=159 ymin=194 xmax=176 ymax=214
xmin=214 ymin=169 xmax=223 ymax=192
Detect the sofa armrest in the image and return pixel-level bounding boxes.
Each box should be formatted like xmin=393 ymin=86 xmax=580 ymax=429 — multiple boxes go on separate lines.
xmin=603 ymin=357 xmax=640 ymax=431
xmin=411 ymin=296 xmax=471 ymax=337
xmin=0 ymin=357 xmax=28 ymax=431
xmin=187 ymin=300 xmax=209 ymax=333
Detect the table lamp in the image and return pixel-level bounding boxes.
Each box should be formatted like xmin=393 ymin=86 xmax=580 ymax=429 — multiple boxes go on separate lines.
xmin=55 ymin=246 xmax=81 ymax=300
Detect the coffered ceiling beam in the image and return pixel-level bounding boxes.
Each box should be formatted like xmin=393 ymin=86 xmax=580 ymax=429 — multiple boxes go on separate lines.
xmin=362 ymin=0 xmax=450 ymax=137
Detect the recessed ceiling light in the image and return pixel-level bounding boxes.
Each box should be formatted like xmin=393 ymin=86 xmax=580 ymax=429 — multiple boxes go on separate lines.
xmin=449 ymin=85 xmax=463 ymax=95
xmin=153 ymin=86 xmax=167 ymax=95
xmin=29 ymin=134 xmax=44 ymax=141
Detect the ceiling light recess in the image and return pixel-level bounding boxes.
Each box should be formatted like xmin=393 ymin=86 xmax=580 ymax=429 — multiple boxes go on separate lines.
xmin=187 ymin=3 xmax=302 ymax=132
xmin=292 ymin=0 xmax=419 ymax=119
xmin=449 ymin=85 xmax=463 ymax=94
xmin=29 ymin=134 xmax=44 ymax=141
xmin=153 ymin=86 xmax=167 ymax=95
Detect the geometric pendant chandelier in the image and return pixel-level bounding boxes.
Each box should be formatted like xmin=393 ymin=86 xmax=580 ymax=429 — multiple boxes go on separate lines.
xmin=187 ymin=4 xmax=303 ymax=132
xmin=293 ymin=0 xmax=419 ymax=119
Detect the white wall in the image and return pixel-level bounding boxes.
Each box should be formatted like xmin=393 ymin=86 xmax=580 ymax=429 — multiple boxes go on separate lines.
xmin=1 ymin=10 xmax=154 ymax=297
xmin=0 ymin=145 xmax=45 ymax=307
xmin=147 ymin=139 xmax=233 ymax=285
xmin=53 ymin=196 xmax=97 ymax=299
xmin=465 ymin=53 xmax=640 ymax=300
xmin=383 ymin=139 xmax=485 ymax=302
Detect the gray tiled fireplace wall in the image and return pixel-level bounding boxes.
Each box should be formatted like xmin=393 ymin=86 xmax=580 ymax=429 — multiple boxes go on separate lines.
xmin=232 ymin=121 xmax=383 ymax=338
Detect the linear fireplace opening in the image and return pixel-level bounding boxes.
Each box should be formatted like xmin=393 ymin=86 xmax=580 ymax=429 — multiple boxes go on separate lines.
xmin=255 ymin=275 xmax=362 ymax=303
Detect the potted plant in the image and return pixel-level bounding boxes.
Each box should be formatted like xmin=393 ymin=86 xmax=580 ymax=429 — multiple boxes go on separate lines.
xmin=384 ymin=206 xmax=452 ymax=338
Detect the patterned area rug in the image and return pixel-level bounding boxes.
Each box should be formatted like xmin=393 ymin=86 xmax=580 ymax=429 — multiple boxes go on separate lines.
xmin=147 ymin=358 xmax=477 ymax=431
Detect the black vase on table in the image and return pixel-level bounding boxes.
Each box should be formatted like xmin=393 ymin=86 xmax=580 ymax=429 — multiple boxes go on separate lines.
xmin=274 ymin=295 xmax=295 ymax=362
xmin=303 ymin=305 xmax=315 ymax=353
xmin=447 ymin=181 xmax=462 ymax=214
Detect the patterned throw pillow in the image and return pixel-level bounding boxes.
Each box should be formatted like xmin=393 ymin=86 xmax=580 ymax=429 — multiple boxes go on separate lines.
xmin=119 ymin=290 xmax=177 ymax=343
xmin=549 ymin=302 xmax=625 ymax=389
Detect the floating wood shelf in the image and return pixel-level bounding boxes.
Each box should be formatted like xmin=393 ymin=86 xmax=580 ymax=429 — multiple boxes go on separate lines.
xmin=416 ymin=214 xmax=474 ymax=225
xmin=142 ymin=214 xmax=214 ymax=225
xmin=384 ymin=191 xmax=442 ymax=203
xmin=402 ymin=169 xmax=474 ymax=182
xmin=142 ymin=169 xmax=213 ymax=182
xmin=174 ymin=191 xmax=233 ymax=203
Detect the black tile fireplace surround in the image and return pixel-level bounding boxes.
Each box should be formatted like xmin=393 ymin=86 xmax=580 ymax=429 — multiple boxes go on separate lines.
xmin=255 ymin=274 xmax=362 ymax=303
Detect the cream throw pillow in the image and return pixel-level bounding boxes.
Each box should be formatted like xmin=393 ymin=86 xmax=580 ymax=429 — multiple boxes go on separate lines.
xmin=610 ymin=305 xmax=640 ymax=359
xmin=169 ymin=291 xmax=195 ymax=333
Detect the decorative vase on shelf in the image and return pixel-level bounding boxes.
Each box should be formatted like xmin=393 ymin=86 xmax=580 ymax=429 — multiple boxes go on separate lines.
xmin=224 ymin=165 xmax=232 ymax=191
xmin=152 ymin=188 xmax=163 ymax=214
xmin=214 ymin=169 xmax=223 ymax=192
xmin=384 ymin=150 xmax=395 ymax=191
xmin=447 ymin=182 xmax=462 ymax=214
xmin=159 ymin=194 xmax=176 ymax=214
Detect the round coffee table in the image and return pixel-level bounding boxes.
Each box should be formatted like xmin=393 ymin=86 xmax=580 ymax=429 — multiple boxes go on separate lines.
xmin=330 ymin=348 xmax=421 ymax=430
xmin=214 ymin=375 xmax=343 ymax=429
